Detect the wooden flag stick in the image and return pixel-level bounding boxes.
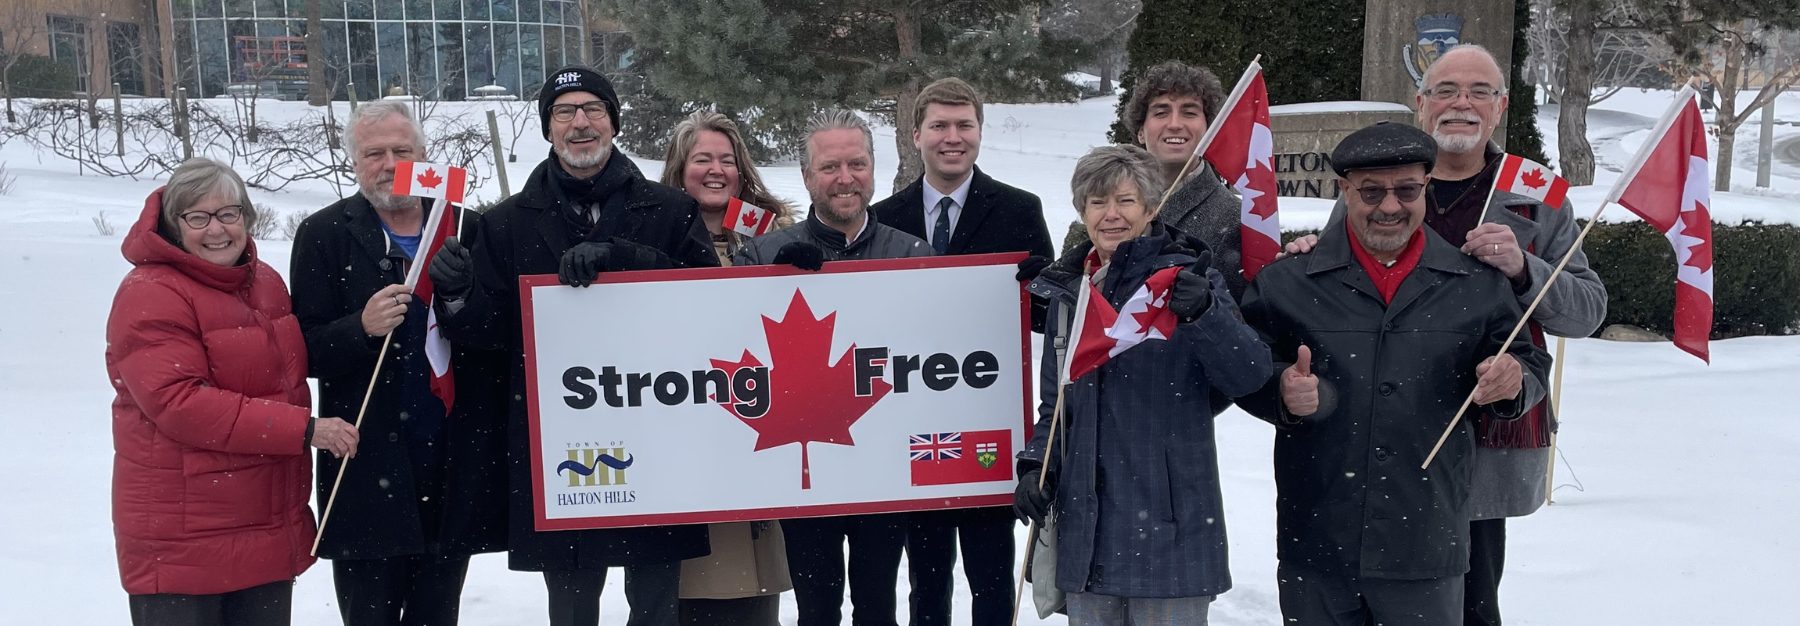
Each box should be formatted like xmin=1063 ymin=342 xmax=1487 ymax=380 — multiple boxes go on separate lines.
xmin=1546 ymin=336 xmax=1566 ymax=505
xmin=312 ymin=333 xmax=394 ymax=555
xmin=1421 ymin=203 xmax=1610 ymax=469
xmin=1155 ymin=54 xmax=1262 ymax=210
xmin=1473 ymin=158 xmax=1505 ymax=223
xmin=1011 ymin=381 xmax=1068 ymax=626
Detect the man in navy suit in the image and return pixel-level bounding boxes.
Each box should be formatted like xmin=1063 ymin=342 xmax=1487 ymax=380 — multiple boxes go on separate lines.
xmin=871 ymin=77 xmax=1055 ymax=626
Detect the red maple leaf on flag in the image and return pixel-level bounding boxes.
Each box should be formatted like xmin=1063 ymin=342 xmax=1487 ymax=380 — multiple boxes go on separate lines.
xmin=417 ymin=168 xmax=443 ymax=189
xmin=710 ymin=290 xmax=892 ymax=489
xmin=1129 ymin=291 xmax=1179 ymax=339
xmin=739 ymin=209 xmax=765 ymax=230
xmin=1520 ymin=168 xmax=1548 ymax=190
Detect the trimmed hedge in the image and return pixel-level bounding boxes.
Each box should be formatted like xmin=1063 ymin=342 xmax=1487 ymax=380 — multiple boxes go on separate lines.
xmin=1059 ymin=218 xmax=1800 ymax=339
xmin=1582 ymin=219 xmax=1800 ymax=339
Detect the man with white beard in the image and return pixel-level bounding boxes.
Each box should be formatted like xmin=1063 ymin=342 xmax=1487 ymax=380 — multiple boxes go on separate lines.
xmin=291 ymin=100 xmax=510 ymax=625
xmin=430 ymin=66 xmax=718 ymax=626
xmin=1286 ymin=45 xmax=1607 ymax=626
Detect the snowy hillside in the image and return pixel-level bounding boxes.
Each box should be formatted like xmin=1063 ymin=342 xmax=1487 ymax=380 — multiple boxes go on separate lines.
xmin=0 ymin=91 xmax=1795 ymax=625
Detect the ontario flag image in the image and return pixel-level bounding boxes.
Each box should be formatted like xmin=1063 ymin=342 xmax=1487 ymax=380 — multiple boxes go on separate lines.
xmin=910 ymin=430 xmax=1012 ymax=486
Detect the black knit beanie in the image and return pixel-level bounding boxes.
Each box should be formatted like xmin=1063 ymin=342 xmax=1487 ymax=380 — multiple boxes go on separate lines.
xmin=538 ymin=66 xmax=620 ymax=139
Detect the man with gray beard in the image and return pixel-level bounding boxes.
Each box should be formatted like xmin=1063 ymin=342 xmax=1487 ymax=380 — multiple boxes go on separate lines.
xmin=1239 ymin=121 xmax=1550 ymax=626
xmin=291 ymin=100 xmax=510 ymax=625
xmin=1284 ymin=46 xmax=1607 ymax=625
xmin=429 ymin=66 xmax=716 ymax=626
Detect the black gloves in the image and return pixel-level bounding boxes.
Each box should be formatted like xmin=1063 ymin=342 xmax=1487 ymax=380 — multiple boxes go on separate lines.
xmin=559 ymin=239 xmax=670 ymax=287
xmin=1015 ymin=255 xmax=1051 ymax=282
xmin=1014 ymin=464 xmax=1056 ymax=526
xmin=428 ymin=236 xmax=473 ymax=300
xmin=773 ymin=241 xmax=826 ymax=271
xmin=1169 ymin=249 xmax=1215 ymax=322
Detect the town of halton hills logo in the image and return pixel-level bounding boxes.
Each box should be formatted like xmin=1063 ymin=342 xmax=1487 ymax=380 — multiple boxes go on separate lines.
xmin=558 ymin=447 xmax=633 ymax=487
xmin=1405 ymin=13 xmax=1465 ymax=87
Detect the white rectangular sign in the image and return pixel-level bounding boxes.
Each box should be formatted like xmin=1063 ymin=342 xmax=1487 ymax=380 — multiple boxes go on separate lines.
xmin=521 ymin=254 xmax=1031 ymax=531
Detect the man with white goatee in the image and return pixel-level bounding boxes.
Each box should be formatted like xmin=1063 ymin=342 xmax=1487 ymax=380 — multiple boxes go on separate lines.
xmin=1285 ymin=45 xmax=1607 ymax=626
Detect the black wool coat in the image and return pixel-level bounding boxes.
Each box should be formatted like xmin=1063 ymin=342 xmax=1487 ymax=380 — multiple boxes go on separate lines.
xmin=1235 ymin=213 xmax=1552 ymax=580
xmin=872 ymin=166 xmax=1056 ymax=260
xmin=440 ymin=155 xmax=716 ymax=571
xmin=290 ymin=194 xmax=509 ymax=560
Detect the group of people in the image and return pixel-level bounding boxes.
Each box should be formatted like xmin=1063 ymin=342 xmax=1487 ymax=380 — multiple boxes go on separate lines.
xmin=104 ymin=43 xmax=1603 ymax=626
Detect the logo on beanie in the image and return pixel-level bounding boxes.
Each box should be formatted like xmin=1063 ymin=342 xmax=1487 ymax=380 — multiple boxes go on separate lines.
xmin=555 ymin=72 xmax=582 ymax=88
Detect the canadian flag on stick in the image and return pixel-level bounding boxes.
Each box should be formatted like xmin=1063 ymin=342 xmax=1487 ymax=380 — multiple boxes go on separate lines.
xmin=401 ymin=196 xmax=458 ymax=410
xmin=1495 ymin=154 xmax=1571 ymax=208
xmin=724 ymin=198 xmax=776 ymax=238
xmin=1606 ymin=86 xmax=1714 ymax=362
xmin=1199 ymin=60 xmax=1280 ymax=281
xmin=1059 ymin=266 xmax=1184 ymax=384
xmin=393 ymin=161 xmax=468 ymax=206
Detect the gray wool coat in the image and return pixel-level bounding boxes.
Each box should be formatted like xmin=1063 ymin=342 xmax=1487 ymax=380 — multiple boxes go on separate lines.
xmin=1160 ymin=164 xmax=1249 ymax=301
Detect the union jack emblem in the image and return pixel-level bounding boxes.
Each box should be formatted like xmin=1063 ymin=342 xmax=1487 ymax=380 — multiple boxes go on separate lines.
xmin=909 ymin=432 xmax=962 ymax=461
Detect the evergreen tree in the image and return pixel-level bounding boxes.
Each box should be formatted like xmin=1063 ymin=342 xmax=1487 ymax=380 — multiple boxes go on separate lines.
xmin=605 ymin=0 xmax=1086 ymax=189
xmin=1507 ymin=0 xmax=1549 ymax=165
xmin=1110 ymin=0 xmax=1364 ymax=144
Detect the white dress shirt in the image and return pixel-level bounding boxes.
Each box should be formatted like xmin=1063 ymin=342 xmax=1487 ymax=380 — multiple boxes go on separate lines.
xmin=921 ymin=174 xmax=973 ymax=249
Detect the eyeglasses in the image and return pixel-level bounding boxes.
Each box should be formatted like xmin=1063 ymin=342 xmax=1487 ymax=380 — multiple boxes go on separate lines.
xmin=1425 ymin=84 xmax=1502 ymax=103
xmin=179 ymin=206 xmax=244 ymax=229
xmin=1356 ymin=184 xmax=1425 ymax=206
xmin=549 ymin=102 xmax=610 ymax=123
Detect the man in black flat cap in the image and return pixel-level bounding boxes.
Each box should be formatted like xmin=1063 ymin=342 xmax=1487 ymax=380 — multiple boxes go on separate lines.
xmin=1235 ymin=121 xmax=1551 ymax=626
xmin=430 ymin=65 xmax=716 ymax=626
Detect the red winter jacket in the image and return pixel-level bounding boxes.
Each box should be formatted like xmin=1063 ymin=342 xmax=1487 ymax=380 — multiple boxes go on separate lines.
xmin=105 ymin=188 xmax=317 ymax=595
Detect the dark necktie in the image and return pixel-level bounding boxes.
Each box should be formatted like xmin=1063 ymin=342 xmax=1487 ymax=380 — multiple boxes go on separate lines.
xmin=932 ymin=196 xmax=953 ymax=255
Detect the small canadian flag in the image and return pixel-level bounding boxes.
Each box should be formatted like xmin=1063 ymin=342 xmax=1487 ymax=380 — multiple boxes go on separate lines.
xmin=393 ymin=161 xmax=468 ymax=205
xmin=724 ymin=197 xmax=776 ymax=238
xmin=1494 ymin=154 xmax=1570 ymax=208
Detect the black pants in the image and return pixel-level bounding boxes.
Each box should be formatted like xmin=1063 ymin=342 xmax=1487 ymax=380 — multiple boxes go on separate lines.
xmin=1464 ymin=518 xmax=1506 ymax=626
xmin=128 ymin=579 xmax=293 ymax=626
xmin=782 ymin=513 xmax=907 ymax=626
xmin=1277 ymin=564 xmax=1463 ymax=626
xmin=905 ymin=506 xmax=1016 ymax=626
xmin=544 ymin=561 xmax=682 ymax=626
xmin=678 ymin=595 xmax=780 ymax=626
xmin=333 ymin=554 xmax=471 ymax=626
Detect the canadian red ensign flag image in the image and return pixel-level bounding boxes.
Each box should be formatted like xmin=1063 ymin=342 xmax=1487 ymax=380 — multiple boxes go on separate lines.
xmin=1201 ymin=60 xmax=1280 ymax=281
xmin=393 ymin=161 xmax=468 ymax=205
xmin=1605 ymin=86 xmax=1714 ymax=362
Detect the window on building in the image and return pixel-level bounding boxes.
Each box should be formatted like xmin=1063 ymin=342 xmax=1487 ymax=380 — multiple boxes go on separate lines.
xmin=108 ymin=22 xmax=146 ymax=95
xmin=48 ymin=16 xmax=89 ymax=92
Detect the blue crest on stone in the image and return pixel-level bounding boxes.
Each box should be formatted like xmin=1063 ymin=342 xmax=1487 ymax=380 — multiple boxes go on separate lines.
xmin=1405 ymin=13 xmax=1466 ymax=86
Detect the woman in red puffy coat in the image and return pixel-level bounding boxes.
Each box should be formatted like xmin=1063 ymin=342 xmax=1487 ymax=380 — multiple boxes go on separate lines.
xmin=105 ymin=158 xmax=359 ymax=626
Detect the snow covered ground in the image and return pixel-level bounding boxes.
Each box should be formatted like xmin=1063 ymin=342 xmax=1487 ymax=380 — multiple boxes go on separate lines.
xmin=1 ymin=89 xmax=1795 ymax=625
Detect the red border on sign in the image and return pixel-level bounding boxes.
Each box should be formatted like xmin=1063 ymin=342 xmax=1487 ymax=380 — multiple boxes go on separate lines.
xmin=521 ymin=252 xmax=1034 ymax=531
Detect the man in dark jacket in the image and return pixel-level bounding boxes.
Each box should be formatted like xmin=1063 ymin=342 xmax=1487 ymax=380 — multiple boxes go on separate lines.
xmin=1237 ymin=121 xmax=1551 ymax=625
xmin=429 ymin=66 xmax=717 ymax=626
xmin=291 ymin=100 xmax=508 ymax=626
xmin=734 ymin=109 xmax=928 ymax=626
xmin=868 ymin=77 xmax=1050 ymax=626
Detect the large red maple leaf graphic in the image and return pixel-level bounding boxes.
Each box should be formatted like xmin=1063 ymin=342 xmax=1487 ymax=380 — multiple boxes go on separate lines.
xmin=710 ymin=290 xmax=892 ymax=489
xmin=417 ymin=167 xmax=444 ymax=189
xmin=1520 ymin=168 xmax=1548 ymax=190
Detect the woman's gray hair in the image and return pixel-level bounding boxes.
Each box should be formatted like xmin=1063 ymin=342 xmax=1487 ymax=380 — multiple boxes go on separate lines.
xmin=342 ymin=100 xmax=427 ymax=162
xmin=800 ymin=108 xmax=874 ymax=171
xmin=1070 ymin=145 xmax=1167 ymax=215
xmin=160 ymin=157 xmax=254 ymax=243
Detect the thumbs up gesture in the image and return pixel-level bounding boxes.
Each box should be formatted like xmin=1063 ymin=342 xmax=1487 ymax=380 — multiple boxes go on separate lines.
xmin=1282 ymin=345 xmax=1320 ymax=417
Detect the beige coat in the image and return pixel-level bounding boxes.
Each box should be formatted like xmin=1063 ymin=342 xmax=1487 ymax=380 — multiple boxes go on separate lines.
xmin=683 ymin=208 xmax=797 ymax=600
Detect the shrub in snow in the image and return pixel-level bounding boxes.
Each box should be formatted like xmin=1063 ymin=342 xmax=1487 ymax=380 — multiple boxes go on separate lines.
xmin=92 ymin=212 xmax=115 ymax=236
xmin=0 ymin=162 xmax=14 ymax=195
xmin=1583 ymin=219 xmax=1800 ymax=339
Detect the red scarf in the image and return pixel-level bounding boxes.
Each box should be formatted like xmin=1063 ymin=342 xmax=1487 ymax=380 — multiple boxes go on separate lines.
xmin=1346 ymin=220 xmax=1426 ymax=304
